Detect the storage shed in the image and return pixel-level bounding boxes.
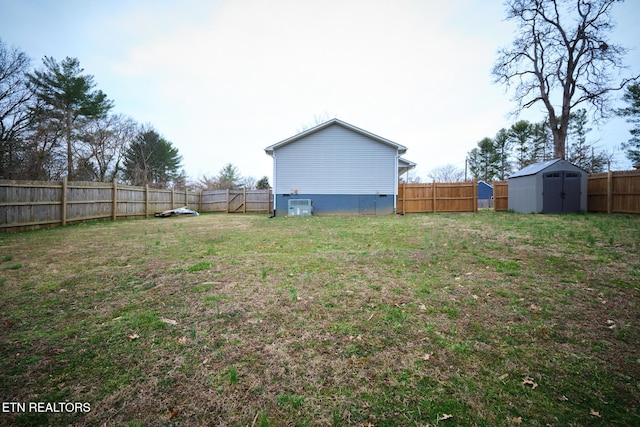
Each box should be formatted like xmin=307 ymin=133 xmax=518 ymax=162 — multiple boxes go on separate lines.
xmin=508 ymin=159 xmax=587 ymax=213
xmin=264 ymin=119 xmax=415 ymax=216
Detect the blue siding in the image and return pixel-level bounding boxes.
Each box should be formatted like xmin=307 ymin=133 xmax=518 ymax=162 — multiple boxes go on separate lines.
xmin=478 ymin=181 xmax=493 ymax=199
xmin=275 ymin=194 xmax=394 ymax=216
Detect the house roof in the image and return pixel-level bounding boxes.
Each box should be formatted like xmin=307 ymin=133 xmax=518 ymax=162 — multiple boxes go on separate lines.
xmin=508 ymin=159 xmax=586 ymax=179
xmin=264 ymin=118 xmax=408 ymax=155
xmin=398 ymin=157 xmax=417 ymax=176
xmin=477 ymin=180 xmax=493 ymax=188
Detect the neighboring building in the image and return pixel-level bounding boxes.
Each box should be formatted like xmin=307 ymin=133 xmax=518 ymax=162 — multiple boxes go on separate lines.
xmin=264 ymin=119 xmax=416 ymax=216
xmin=477 ymin=180 xmax=494 ymax=208
xmin=508 ymin=159 xmax=587 ymax=213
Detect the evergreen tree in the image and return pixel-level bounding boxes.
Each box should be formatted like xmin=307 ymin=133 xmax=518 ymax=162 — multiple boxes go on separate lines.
xmin=494 ymin=128 xmax=512 ymax=180
xmin=467 ymin=137 xmax=500 ymax=181
xmin=215 ymin=163 xmax=242 ymax=190
xmin=509 ymin=120 xmax=534 ymax=170
xmin=122 ymin=130 xmax=182 ymax=188
xmin=256 ymin=176 xmax=270 ymax=189
xmin=617 ymin=82 xmax=640 ymax=165
xmin=27 ymin=56 xmax=113 ymax=179
xmin=566 ymin=109 xmax=607 ymax=173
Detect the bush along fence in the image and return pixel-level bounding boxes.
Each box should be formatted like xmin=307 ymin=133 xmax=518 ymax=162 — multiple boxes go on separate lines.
xmin=0 ymin=178 xmax=272 ymax=231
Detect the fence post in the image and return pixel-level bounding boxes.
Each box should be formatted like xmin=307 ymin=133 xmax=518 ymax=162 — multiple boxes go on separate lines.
xmin=402 ymin=182 xmax=406 ymax=214
xmin=145 ymin=185 xmax=149 ymax=218
xmin=61 ymin=177 xmax=67 ymax=226
xmin=199 ymin=190 xmax=203 ymax=213
xmin=473 ymin=180 xmax=478 ymax=213
xmin=243 ymin=188 xmax=246 ymax=213
xmin=226 ymin=189 xmax=230 ymax=213
xmin=112 ymin=179 xmax=118 ymax=221
xmin=185 ymin=188 xmax=189 ymax=209
xmin=432 ymin=180 xmax=437 ymax=213
xmin=606 ymin=170 xmax=613 ymax=214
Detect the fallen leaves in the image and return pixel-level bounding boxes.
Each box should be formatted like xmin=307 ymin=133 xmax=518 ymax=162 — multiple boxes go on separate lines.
xmin=160 ymin=317 xmax=178 ymax=325
xmin=127 ymin=333 xmax=139 ymax=340
xmin=522 ymin=376 xmax=538 ymax=389
xmin=166 ymin=408 xmax=180 ymax=420
xmin=437 ymin=413 xmax=453 ymax=421
xmin=590 ymin=408 xmax=601 ymax=418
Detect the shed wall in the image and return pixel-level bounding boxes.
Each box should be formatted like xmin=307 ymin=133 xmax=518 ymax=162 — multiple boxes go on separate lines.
xmin=508 ymin=160 xmax=587 ymax=213
xmin=509 ymin=175 xmax=539 ymax=213
xmin=273 ymin=125 xmax=397 ymax=195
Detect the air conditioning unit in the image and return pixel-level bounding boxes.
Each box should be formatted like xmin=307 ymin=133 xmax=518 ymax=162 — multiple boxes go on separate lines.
xmin=288 ymin=199 xmax=312 ymax=217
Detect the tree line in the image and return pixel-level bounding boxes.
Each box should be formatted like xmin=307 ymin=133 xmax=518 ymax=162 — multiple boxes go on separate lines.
xmin=466 ymin=109 xmax=610 ymax=182
xmin=0 ymin=40 xmax=268 ymax=191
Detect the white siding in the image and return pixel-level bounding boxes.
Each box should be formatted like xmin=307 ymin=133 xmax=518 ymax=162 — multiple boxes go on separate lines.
xmin=274 ymin=125 xmax=397 ymax=195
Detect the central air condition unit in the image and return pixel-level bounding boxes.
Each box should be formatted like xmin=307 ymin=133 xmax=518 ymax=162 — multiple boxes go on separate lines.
xmin=288 ymin=199 xmax=312 ymax=217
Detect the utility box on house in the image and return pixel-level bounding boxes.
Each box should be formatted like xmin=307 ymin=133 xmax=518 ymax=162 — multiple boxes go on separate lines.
xmin=288 ymin=199 xmax=312 ymax=216
xmin=508 ymin=159 xmax=587 ymax=213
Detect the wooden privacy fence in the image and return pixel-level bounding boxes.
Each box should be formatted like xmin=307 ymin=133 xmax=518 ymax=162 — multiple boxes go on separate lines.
xmin=0 ymin=178 xmax=272 ymax=231
xmin=493 ymin=180 xmax=509 ymax=212
xmin=398 ymin=181 xmax=478 ymax=213
xmin=491 ymin=171 xmax=640 ymax=214
xmin=587 ymin=169 xmax=640 ymax=214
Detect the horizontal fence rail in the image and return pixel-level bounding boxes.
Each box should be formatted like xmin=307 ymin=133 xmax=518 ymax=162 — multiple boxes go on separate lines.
xmin=1 ymin=178 xmax=272 ymax=231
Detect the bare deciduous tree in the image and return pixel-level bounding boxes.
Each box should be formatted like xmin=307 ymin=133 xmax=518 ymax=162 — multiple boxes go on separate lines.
xmin=427 ymin=164 xmax=464 ymax=182
xmin=493 ymin=0 xmax=638 ymax=159
xmin=0 ymin=39 xmax=33 ymax=178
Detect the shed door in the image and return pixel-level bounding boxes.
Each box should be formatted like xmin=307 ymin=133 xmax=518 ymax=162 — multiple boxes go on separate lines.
xmin=543 ymin=172 xmax=563 ymax=213
xmin=562 ymin=172 xmax=582 ymax=213
xmin=543 ymin=171 xmax=581 ymax=213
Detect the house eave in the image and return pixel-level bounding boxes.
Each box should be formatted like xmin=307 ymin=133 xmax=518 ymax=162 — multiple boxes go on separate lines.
xmin=264 ymin=118 xmax=407 ymax=154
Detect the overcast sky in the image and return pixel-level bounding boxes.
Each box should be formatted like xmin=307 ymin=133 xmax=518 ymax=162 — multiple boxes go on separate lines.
xmin=1 ymin=0 xmax=639 ymax=182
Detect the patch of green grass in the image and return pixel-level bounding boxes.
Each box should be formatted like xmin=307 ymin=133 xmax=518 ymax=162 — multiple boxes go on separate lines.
xmin=277 ymin=392 xmax=305 ymax=409
xmin=2 ymin=263 xmax=22 ymax=270
xmin=186 ymin=261 xmax=213 ymax=272
xmin=228 ymin=366 xmax=239 ymax=384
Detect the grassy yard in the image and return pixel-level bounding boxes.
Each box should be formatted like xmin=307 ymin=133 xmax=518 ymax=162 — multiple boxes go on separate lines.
xmin=0 ymin=212 xmax=639 ymax=426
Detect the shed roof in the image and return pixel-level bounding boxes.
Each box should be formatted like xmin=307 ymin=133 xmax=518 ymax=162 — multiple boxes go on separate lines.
xmin=508 ymin=159 xmax=585 ymax=179
xmin=264 ymin=118 xmax=408 ymax=155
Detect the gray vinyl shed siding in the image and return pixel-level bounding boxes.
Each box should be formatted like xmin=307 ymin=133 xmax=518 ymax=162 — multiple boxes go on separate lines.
xmin=274 ymin=125 xmax=397 ymax=195
xmin=508 ymin=159 xmax=587 ymax=213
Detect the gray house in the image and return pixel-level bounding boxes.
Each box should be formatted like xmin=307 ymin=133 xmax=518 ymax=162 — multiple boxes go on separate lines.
xmin=264 ymin=119 xmax=415 ymax=216
xmin=508 ymin=159 xmax=587 ymax=213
